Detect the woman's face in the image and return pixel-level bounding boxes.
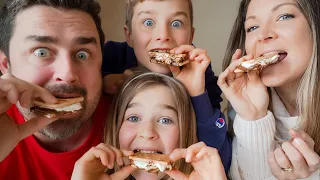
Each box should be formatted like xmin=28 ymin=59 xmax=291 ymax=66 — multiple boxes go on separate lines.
xmin=245 ymin=0 xmax=313 ymax=87
xmin=119 ymin=85 xmax=180 ymax=179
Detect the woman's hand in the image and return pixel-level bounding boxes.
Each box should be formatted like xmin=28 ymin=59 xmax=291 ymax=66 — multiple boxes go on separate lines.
xmin=72 ymin=143 xmax=135 ymax=180
xmin=218 ymin=49 xmax=269 ymax=120
xmin=268 ymin=129 xmax=320 ymax=179
xmin=165 ymin=142 xmax=227 ymax=180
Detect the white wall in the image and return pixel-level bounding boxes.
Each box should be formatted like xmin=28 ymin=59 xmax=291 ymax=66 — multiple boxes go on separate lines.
xmin=98 ymin=0 xmax=240 ymax=110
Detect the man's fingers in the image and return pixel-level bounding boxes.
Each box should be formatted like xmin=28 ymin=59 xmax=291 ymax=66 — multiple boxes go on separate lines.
xmin=110 ymin=165 xmax=136 ymax=180
xmin=165 ymin=169 xmax=188 ymax=180
xmin=32 ymin=85 xmax=57 ymax=104
xmin=17 ymin=116 xmax=58 ymax=140
xmin=0 ymin=79 xmax=19 ymax=104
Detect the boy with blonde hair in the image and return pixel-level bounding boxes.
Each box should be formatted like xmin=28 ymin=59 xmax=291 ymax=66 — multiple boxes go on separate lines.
xmin=102 ymin=0 xmax=231 ymax=170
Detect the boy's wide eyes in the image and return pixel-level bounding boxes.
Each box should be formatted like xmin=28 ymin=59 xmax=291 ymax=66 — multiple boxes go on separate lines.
xmin=171 ymin=20 xmax=182 ymax=28
xmin=143 ymin=19 xmax=155 ymax=27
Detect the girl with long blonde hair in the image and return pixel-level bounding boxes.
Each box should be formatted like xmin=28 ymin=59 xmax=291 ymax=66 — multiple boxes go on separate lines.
xmin=72 ymin=72 xmax=227 ymax=180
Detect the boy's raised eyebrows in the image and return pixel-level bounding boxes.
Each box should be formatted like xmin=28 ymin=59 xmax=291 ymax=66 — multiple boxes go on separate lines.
xmin=138 ymin=10 xmax=189 ymax=18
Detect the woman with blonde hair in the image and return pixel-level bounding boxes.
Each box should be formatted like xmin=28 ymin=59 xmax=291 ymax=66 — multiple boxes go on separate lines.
xmin=72 ymin=72 xmax=227 ymax=180
xmin=218 ymin=0 xmax=320 ymax=179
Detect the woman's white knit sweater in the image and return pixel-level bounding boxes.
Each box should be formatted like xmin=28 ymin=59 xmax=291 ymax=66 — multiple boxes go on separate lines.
xmin=229 ymin=89 xmax=320 ymax=180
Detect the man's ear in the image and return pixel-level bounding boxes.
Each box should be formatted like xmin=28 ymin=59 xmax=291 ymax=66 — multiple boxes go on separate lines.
xmin=190 ymin=27 xmax=195 ymax=44
xmin=0 ymin=51 xmax=10 ymax=75
xmin=124 ymin=25 xmax=134 ymax=48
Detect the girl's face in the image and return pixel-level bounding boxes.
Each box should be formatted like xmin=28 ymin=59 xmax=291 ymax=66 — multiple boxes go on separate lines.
xmin=245 ymin=0 xmax=313 ymax=87
xmin=119 ymin=85 xmax=179 ymax=179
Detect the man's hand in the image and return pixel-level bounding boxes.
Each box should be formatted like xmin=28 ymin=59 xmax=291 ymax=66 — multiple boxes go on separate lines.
xmin=0 ymin=73 xmax=58 ymax=162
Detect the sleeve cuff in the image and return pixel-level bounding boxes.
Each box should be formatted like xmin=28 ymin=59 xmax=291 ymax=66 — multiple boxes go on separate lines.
xmin=234 ymin=111 xmax=276 ymax=149
xmin=191 ymin=91 xmax=215 ymax=122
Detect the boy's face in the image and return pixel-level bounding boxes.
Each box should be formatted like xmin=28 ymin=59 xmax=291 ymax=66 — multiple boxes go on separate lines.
xmin=126 ymin=0 xmax=194 ymax=74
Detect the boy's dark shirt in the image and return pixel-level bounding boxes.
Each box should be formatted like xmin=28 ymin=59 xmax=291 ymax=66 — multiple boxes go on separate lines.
xmin=101 ymin=41 xmax=223 ymax=109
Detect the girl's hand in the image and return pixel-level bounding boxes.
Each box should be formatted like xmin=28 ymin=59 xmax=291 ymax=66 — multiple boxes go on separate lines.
xmin=165 ymin=142 xmax=227 ymax=180
xmin=268 ymin=129 xmax=320 ymax=179
xmin=71 ymin=143 xmax=135 ymax=180
xmin=218 ymin=49 xmax=269 ymax=120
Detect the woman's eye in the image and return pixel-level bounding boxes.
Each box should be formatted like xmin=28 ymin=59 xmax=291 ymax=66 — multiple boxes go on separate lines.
xmin=33 ymin=48 xmax=52 ymax=58
xmin=278 ymin=14 xmax=295 ymax=21
xmin=246 ymin=26 xmax=259 ymax=33
xmin=171 ymin=20 xmax=182 ymax=28
xmin=143 ymin=19 xmax=155 ymax=27
xmin=76 ymin=51 xmax=89 ymax=60
xmin=127 ymin=116 xmax=140 ymax=122
xmin=158 ymin=117 xmax=172 ymax=124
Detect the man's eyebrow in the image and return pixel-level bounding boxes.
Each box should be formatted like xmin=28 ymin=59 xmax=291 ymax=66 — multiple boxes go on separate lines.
xmin=245 ymin=3 xmax=297 ymax=22
xmin=25 ymin=35 xmax=58 ymax=43
xmin=73 ymin=37 xmax=97 ymax=46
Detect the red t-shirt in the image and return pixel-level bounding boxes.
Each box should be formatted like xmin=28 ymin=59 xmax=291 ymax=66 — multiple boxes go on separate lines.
xmin=0 ymin=96 xmax=110 ymax=180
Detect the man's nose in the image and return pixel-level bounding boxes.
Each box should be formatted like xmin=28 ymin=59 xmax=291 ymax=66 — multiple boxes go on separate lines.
xmin=52 ymin=55 xmax=79 ymax=83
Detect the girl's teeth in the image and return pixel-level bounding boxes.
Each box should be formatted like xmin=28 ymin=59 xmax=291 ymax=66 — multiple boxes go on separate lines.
xmin=137 ymin=150 xmax=158 ymax=154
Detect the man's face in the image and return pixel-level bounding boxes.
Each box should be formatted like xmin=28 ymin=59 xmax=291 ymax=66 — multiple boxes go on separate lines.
xmin=127 ymin=0 xmax=194 ymax=74
xmin=6 ymin=6 xmax=103 ymax=139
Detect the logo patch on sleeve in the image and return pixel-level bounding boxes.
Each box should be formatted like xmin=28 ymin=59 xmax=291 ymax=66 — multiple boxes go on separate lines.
xmin=215 ymin=118 xmax=225 ymax=128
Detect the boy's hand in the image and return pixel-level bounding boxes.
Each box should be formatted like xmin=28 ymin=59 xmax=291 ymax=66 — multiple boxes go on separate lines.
xmin=217 ymin=49 xmax=269 ymax=120
xmin=0 ymin=73 xmax=58 ymax=161
xmin=169 ymin=45 xmax=210 ymax=97
xmin=72 ymin=143 xmax=135 ymax=180
xmin=103 ymin=70 xmax=133 ymax=95
xmin=166 ymin=142 xmax=227 ymax=180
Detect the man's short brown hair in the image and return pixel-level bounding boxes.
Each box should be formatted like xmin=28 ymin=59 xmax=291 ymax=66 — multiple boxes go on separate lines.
xmin=125 ymin=0 xmax=193 ymax=32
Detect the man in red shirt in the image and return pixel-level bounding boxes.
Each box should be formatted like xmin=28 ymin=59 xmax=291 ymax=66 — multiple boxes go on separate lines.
xmin=0 ymin=0 xmax=109 ymax=179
